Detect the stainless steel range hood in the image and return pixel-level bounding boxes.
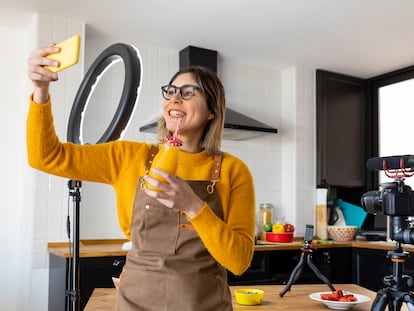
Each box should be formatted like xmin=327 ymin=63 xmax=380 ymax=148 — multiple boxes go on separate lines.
xmin=139 ymin=107 xmax=278 ymax=140
xmin=139 ymin=46 xmax=278 ymax=140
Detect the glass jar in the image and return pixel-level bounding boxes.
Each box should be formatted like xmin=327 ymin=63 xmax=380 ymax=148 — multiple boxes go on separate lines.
xmin=260 ymin=203 xmax=273 ymax=240
xmin=145 ymin=143 xmax=180 ymax=192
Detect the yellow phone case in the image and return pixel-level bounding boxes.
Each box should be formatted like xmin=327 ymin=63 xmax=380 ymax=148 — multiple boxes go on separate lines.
xmin=45 ymin=35 xmax=80 ymax=73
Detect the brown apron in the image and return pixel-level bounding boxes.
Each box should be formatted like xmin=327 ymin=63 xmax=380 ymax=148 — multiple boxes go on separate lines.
xmin=116 ymin=149 xmax=232 ymax=311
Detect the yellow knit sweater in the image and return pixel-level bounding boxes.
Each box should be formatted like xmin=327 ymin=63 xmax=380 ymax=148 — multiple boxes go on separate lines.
xmin=26 ymin=97 xmax=256 ymax=275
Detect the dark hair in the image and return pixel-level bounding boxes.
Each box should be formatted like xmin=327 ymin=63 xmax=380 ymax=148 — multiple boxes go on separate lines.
xmin=157 ymin=66 xmax=225 ymax=155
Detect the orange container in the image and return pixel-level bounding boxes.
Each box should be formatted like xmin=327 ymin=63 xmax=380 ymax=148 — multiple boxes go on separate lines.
xmin=266 ymin=232 xmax=294 ymax=243
xmin=146 ymin=143 xmax=180 ymax=191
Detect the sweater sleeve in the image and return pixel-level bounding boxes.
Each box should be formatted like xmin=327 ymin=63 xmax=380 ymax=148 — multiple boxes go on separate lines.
xmin=189 ymin=158 xmax=256 ymax=276
xmin=26 ymin=95 xmax=147 ymax=184
xmin=26 ymin=98 xmax=112 ymax=182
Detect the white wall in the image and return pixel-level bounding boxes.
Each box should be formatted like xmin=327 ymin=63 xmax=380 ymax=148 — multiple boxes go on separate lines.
xmin=0 ymin=21 xmax=34 ymax=311
xmin=1 ymin=12 xmax=316 ymax=311
xmin=0 ymin=12 xmax=86 ymax=310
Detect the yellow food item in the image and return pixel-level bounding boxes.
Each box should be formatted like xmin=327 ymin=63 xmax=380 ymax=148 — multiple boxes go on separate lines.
xmin=272 ymin=223 xmax=285 ymax=233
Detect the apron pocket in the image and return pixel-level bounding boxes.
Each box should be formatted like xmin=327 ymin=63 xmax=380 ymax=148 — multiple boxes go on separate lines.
xmin=138 ymin=205 xmax=180 ymax=255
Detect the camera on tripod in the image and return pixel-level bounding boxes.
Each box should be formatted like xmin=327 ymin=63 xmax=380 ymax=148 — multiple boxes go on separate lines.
xmin=360 ymin=155 xmax=414 ymax=310
xmin=361 ymin=155 xmax=414 ymax=244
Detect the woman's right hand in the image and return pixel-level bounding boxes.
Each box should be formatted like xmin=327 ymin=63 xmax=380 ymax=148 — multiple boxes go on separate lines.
xmin=27 ymin=44 xmax=60 ymax=103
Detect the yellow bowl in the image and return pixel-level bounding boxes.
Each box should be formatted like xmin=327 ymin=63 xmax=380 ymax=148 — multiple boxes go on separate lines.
xmin=234 ymin=288 xmax=264 ymax=305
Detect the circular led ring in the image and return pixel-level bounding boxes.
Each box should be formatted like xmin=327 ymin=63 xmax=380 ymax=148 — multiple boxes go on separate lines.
xmin=67 ymin=43 xmax=142 ymax=144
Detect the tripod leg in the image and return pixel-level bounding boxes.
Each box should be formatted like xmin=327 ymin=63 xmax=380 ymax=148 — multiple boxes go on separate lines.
xmin=390 ymin=298 xmax=403 ymax=311
xmin=279 ymin=253 xmax=306 ymax=297
xmin=306 ymin=255 xmax=335 ymax=291
xmin=289 ymin=265 xmax=304 ymax=288
xmin=371 ymin=289 xmax=390 ymax=311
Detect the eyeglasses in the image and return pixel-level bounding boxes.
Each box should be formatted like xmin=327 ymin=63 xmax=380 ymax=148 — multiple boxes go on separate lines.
xmin=161 ymin=84 xmax=203 ymax=100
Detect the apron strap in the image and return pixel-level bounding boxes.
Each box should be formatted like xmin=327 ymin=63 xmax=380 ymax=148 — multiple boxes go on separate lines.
xmin=144 ymin=144 xmax=159 ymax=175
xmin=140 ymin=144 xmax=159 ymax=190
xmin=207 ymin=153 xmax=223 ymax=194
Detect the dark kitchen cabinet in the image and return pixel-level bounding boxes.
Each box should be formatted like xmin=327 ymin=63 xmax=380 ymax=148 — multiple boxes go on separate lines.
xmin=227 ymin=248 xmax=352 ymax=286
xmin=352 ymin=248 xmax=390 ymax=291
xmin=48 ymin=254 xmax=125 ymax=311
xmin=352 ymin=247 xmax=414 ymax=292
xmin=316 ymin=70 xmax=372 ymax=208
xmin=227 ymin=251 xmax=273 ymax=285
xmin=316 ymin=69 xmax=369 ymax=188
xmin=269 ymin=248 xmax=352 ymax=285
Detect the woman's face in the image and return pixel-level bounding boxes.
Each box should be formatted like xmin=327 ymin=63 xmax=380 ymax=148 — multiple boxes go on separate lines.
xmin=162 ymin=72 xmax=214 ymax=140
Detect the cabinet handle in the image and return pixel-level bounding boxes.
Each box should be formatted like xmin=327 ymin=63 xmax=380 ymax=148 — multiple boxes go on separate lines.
xmin=113 ymin=259 xmax=125 ymax=267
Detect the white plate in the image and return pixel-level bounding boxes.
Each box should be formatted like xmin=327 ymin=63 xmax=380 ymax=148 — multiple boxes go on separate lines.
xmin=309 ymin=291 xmax=371 ymax=310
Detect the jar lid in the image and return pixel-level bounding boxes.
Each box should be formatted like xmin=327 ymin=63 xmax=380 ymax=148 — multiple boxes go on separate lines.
xmin=260 ymin=203 xmax=273 ymax=209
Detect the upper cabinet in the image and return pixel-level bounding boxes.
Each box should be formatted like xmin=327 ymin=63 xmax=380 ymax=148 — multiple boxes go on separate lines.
xmin=316 ymin=70 xmax=369 ymax=188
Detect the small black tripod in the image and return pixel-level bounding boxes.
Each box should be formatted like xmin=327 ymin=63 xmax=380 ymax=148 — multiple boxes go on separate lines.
xmin=371 ymin=242 xmax=414 ymax=311
xmin=279 ymin=224 xmax=336 ymax=297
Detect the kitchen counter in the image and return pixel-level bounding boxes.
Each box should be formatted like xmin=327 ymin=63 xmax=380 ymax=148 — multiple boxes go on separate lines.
xmin=48 ymin=238 xmax=414 ymax=309
xmin=48 ymin=238 xmax=414 ymax=258
xmin=84 ymin=283 xmax=396 ymax=310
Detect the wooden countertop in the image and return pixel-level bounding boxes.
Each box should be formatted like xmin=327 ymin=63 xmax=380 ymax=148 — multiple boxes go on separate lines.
xmin=48 ymin=239 xmax=129 ymax=258
xmin=85 ymin=283 xmax=406 ymax=310
xmin=48 ymin=238 xmax=414 ymax=258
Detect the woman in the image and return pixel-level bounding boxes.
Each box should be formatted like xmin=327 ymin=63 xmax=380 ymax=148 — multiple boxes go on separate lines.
xmin=27 ymin=44 xmax=256 ymax=310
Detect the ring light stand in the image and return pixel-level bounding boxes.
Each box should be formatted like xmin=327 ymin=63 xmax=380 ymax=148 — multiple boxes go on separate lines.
xmin=65 ymin=43 xmax=142 ymax=311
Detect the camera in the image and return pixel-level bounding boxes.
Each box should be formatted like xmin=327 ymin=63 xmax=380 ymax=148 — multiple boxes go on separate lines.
xmin=361 ymin=179 xmax=414 ymax=244
xmin=361 ymin=179 xmax=414 ymax=216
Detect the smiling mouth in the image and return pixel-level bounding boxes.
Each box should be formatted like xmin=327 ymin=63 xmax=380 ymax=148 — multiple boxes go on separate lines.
xmin=169 ymin=110 xmax=186 ymax=117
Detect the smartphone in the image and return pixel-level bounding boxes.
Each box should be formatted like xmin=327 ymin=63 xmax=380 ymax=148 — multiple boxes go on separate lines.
xmin=304 ymin=224 xmax=314 ymax=243
xmin=45 ymin=35 xmax=80 ymax=73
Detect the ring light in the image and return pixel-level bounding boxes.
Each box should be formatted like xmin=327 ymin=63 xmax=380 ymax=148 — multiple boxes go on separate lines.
xmin=67 ymin=43 xmax=142 ymax=144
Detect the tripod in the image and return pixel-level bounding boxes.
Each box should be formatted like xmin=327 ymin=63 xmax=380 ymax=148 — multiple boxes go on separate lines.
xmin=371 ymin=242 xmax=414 ymax=311
xmin=280 ymin=224 xmax=336 ymax=297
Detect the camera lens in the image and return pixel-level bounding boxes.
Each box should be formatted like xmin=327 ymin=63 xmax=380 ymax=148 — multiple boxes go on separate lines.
xmin=361 ymin=190 xmax=383 ymax=214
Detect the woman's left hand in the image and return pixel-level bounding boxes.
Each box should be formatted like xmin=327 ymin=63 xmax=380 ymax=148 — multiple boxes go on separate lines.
xmin=143 ymin=168 xmax=204 ymax=218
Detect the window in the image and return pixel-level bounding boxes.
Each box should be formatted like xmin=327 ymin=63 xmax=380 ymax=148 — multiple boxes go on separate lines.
xmin=378 ymin=78 xmax=414 ymax=187
xmin=371 ymin=66 xmax=414 ymax=188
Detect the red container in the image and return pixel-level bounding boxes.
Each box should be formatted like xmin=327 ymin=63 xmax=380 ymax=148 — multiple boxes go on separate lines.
xmin=266 ymin=232 xmax=294 ymax=243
